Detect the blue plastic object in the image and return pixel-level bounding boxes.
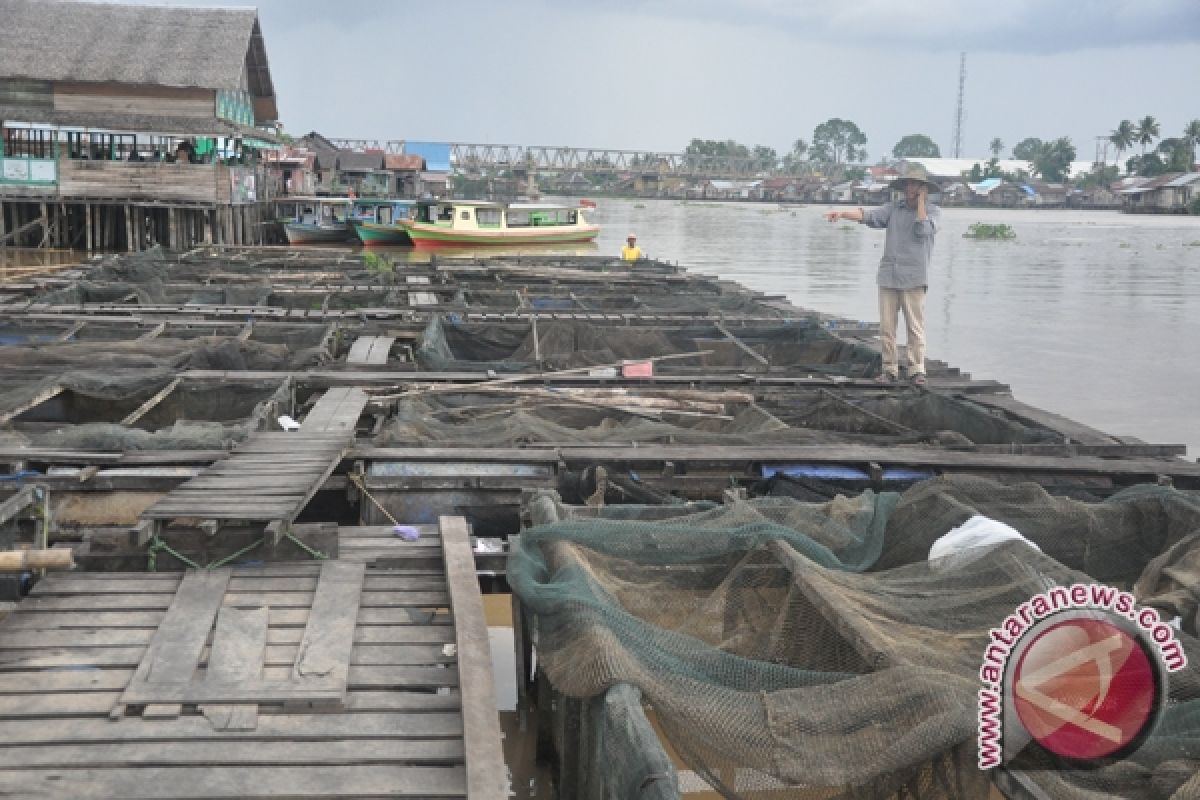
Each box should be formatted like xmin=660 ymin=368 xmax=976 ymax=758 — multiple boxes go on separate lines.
xmin=761 ymin=464 xmax=934 ymax=482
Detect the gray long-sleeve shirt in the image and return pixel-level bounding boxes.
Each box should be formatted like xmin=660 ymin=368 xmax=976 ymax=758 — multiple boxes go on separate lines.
xmin=861 ymin=200 xmax=941 ymax=289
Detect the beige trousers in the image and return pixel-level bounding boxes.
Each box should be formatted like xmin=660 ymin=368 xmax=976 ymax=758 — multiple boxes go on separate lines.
xmin=878 ymin=287 xmax=926 ymax=377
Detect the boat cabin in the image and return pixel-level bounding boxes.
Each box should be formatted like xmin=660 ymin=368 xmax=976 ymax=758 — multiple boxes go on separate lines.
xmin=351 ymin=199 xmax=415 ymax=225
xmin=276 ymin=197 xmax=351 ymax=225
xmin=412 ymin=201 xmax=585 ymax=230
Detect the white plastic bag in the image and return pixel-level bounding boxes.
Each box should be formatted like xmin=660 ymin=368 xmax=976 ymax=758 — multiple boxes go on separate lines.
xmin=928 ymin=515 xmax=1040 ymax=571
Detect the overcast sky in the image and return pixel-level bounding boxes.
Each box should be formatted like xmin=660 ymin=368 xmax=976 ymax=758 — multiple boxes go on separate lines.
xmin=112 ymin=0 xmax=1200 ymax=161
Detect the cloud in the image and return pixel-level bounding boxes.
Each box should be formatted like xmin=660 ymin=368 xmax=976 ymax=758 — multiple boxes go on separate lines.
xmin=611 ymin=0 xmax=1200 ymax=53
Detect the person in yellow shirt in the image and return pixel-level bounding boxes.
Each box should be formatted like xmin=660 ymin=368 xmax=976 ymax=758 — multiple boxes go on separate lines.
xmin=621 ymin=232 xmax=642 ymax=262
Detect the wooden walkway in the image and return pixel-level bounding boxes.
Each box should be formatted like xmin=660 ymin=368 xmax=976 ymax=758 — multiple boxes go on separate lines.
xmin=140 ymin=388 xmax=367 ymax=534
xmin=347 ymin=336 xmax=396 ymax=366
xmin=300 ymin=386 xmax=369 ymax=434
xmin=0 ymin=517 xmax=506 ymax=799
xmin=140 ymin=432 xmax=349 ymax=529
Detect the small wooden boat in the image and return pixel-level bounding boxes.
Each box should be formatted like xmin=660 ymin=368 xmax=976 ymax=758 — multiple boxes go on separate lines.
xmin=277 ymin=197 xmax=354 ymax=244
xmin=397 ymin=201 xmax=600 ymax=248
xmin=351 ymin=199 xmax=416 ymax=245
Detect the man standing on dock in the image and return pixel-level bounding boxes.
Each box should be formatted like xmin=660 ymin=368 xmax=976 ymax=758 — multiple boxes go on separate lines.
xmin=824 ymin=162 xmax=941 ymax=386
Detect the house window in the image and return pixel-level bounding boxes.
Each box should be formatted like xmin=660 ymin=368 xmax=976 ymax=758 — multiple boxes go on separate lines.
xmin=508 ymin=209 xmax=530 ymax=227
xmin=477 ymin=208 xmax=502 ymax=227
xmin=460 ymin=210 xmax=471 ymax=221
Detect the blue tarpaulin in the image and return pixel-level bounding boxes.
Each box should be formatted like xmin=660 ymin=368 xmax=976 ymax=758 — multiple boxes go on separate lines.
xmin=405 ymin=142 xmax=450 ymax=172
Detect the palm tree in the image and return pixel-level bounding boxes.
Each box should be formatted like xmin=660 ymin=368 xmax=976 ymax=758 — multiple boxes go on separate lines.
xmin=1109 ymin=120 xmax=1135 ymax=165
xmin=1136 ymin=115 xmax=1160 ymax=155
xmin=1183 ymin=119 xmax=1200 ymax=171
xmin=989 ymin=138 xmax=1004 ymax=159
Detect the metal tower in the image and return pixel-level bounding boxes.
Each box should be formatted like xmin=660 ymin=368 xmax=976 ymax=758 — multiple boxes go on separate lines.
xmin=952 ymin=53 xmax=966 ymax=158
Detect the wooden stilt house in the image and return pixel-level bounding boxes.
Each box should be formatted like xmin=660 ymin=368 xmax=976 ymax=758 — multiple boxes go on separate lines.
xmin=0 ymin=0 xmax=283 ymax=250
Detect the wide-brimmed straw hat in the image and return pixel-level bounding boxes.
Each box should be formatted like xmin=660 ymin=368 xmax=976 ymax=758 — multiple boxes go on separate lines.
xmin=626 ymin=232 xmax=637 ymax=240
xmin=888 ymin=162 xmax=939 ymax=191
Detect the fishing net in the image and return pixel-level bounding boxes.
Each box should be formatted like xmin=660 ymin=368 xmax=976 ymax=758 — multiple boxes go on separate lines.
xmin=510 ymin=477 xmax=1200 ymax=799
xmin=0 ymin=336 xmax=327 ymax=375
xmin=0 ymin=371 xmax=290 ymax=450
xmin=374 ymin=392 xmax=942 ymax=448
xmin=775 ymin=389 xmax=1057 ymax=445
xmin=415 ymin=316 xmax=878 ymax=375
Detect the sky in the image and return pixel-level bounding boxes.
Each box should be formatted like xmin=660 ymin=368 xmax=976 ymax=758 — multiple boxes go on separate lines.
xmin=105 ymin=0 xmax=1200 ymax=162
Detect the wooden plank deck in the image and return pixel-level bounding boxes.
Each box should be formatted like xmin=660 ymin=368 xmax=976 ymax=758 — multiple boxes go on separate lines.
xmin=300 ymin=386 xmax=369 ymax=434
xmin=0 ymin=517 xmax=505 ymax=799
xmin=347 ymin=336 xmax=396 ymax=366
xmin=140 ymin=431 xmax=351 ymax=524
xmin=137 ymin=388 xmax=364 ymax=529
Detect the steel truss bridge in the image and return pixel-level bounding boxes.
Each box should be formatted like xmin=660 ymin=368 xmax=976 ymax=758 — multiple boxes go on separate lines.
xmin=326 ymin=139 xmax=790 ymax=180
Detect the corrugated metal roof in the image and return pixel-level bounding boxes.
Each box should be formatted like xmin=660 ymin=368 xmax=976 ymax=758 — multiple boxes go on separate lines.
xmin=1165 ymin=172 xmax=1200 ymax=187
xmin=906 ymin=157 xmax=1104 ymax=179
xmin=336 ymin=151 xmax=384 ymax=171
xmin=384 ymin=154 xmax=424 ymax=171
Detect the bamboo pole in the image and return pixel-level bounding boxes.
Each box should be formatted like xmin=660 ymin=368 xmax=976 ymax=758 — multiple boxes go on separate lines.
xmin=369 ymin=349 xmax=715 ymax=401
xmin=0 ymin=549 xmax=74 ymax=572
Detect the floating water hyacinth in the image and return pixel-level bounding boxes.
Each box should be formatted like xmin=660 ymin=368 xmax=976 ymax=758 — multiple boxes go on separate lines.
xmin=392 ymin=525 xmax=420 ymax=541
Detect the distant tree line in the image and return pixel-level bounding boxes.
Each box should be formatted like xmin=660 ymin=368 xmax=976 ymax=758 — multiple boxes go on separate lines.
xmin=1107 ymin=116 xmax=1200 ymax=177
xmin=680 ymin=113 xmax=1197 ymax=183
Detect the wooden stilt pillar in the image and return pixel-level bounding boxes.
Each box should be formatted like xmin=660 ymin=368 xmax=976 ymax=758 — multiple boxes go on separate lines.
xmin=124 ymin=206 xmax=134 ymax=252
xmin=0 ymin=200 xmax=7 ymax=247
xmin=167 ymin=207 xmax=177 ymax=251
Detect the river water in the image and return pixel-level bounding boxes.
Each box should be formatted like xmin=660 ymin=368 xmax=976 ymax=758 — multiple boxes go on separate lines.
xmin=585 ymin=197 xmax=1200 ymax=457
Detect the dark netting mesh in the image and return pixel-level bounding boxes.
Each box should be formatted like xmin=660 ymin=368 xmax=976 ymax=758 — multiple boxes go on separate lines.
xmin=414 ymin=316 xmax=879 ymax=375
xmin=0 ymin=371 xmax=290 ymax=450
xmin=34 ymin=279 xmax=167 ymax=306
xmin=510 ymin=478 xmax=1200 ymax=799
xmin=0 ymin=336 xmax=328 ymax=374
xmin=374 ymin=391 xmax=947 ymax=447
xmin=777 ymin=390 xmax=1057 ymax=445
xmin=374 ymin=389 xmax=1036 ymax=449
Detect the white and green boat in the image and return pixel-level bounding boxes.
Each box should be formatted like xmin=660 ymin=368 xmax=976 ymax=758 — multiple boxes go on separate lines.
xmin=397 ymin=201 xmax=599 ymax=248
